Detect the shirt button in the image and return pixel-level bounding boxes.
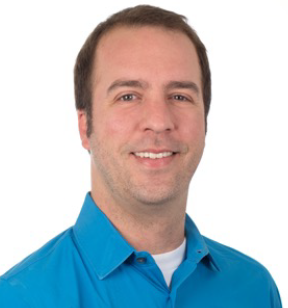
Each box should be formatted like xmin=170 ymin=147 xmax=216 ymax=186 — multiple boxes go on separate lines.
xmin=136 ymin=257 xmax=147 ymax=264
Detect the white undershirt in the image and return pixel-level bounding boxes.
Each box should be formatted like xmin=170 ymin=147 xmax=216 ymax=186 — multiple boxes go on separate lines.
xmin=152 ymin=237 xmax=186 ymax=288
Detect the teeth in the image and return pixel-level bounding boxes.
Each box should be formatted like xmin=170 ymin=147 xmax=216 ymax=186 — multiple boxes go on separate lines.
xmin=134 ymin=152 xmax=173 ymax=159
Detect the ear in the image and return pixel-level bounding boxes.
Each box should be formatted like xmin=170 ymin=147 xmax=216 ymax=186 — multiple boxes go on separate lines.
xmin=77 ymin=110 xmax=90 ymax=151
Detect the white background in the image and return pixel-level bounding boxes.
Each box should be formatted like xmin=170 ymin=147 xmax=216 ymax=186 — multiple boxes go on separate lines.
xmin=0 ymin=0 xmax=287 ymax=304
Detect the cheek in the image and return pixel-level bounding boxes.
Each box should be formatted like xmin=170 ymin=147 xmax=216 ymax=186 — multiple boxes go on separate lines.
xmin=94 ymin=110 xmax=135 ymax=142
xmin=180 ymin=112 xmax=205 ymax=141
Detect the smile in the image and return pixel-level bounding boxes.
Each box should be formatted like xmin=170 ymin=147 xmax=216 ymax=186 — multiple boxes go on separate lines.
xmin=134 ymin=152 xmax=174 ymax=159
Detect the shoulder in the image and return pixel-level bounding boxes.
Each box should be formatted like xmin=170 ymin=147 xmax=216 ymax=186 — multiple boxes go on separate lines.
xmin=0 ymin=278 xmax=32 ymax=308
xmin=204 ymin=235 xmax=271 ymax=274
xmin=0 ymin=227 xmax=77 ymax=305
xmin=203 ymin=236 xmax=282 ymax=306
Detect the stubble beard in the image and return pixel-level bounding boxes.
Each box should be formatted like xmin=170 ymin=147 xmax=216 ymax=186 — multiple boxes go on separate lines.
xmin=90 ymin=135 xmax=203 ymax=208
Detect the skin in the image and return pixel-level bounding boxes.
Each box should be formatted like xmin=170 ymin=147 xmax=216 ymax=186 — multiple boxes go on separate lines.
xmin=78 ymin=26 xmax=206 ymax=254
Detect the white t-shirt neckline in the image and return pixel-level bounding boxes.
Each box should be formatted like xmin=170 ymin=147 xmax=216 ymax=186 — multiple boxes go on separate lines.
xmin=152 ymin=237 xmax=186 ymax=287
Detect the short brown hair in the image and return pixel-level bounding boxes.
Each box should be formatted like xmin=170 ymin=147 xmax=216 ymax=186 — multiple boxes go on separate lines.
xmin=74 ymin=5 xmax=211 ymax=136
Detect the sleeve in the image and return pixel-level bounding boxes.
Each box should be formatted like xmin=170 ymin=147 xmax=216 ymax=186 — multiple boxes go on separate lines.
xmin=270 ymin=279 xmax=282 ymax=308
xmin=0 ymin=278 xmax=32 ymax=308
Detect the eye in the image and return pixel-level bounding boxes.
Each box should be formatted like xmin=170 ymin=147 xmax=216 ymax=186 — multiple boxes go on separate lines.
xmin=173 ymin=94 xmax=189 ymax=101
xmin=118 ymin=94 xmax=136 ymax=101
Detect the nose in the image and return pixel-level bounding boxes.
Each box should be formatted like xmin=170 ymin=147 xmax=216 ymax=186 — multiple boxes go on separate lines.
xmin=139 ymin=97 xmax=176 ymax=133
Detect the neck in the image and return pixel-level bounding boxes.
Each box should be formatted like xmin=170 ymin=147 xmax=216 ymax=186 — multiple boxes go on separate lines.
xmin=90 ymin=189 xmax=187 ymax=255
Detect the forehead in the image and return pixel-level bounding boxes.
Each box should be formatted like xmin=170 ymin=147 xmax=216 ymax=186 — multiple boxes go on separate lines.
xmin=93 ymin=26 xmax=201 ymax=89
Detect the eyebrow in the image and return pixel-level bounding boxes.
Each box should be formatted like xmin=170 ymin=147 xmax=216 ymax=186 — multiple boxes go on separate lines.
xmin=165 ymin=81 xmax=200 ymax=97
xmin=107 ymin=79 xmax=148 ymax=95
xmin=106 ymin=79 xmax=200 ymax=97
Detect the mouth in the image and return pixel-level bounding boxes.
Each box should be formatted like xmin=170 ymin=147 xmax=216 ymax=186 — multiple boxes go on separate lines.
xmin=131 ymin=150 xmax=178 ymax=168
xmin=133 ymin=151 xmax=176 ymax=159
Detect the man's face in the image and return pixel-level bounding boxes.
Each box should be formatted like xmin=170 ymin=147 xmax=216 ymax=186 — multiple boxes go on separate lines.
xmin=79 ymin=26 xmax=206 ymax=206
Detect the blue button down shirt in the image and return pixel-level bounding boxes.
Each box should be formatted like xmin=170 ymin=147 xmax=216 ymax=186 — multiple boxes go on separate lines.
xmin=0 ymin=193 xmax=282 ymax=307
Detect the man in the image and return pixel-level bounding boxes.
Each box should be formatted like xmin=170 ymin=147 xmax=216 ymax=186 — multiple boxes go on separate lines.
xmin=0 ymin=5 xmax=282 ymax=307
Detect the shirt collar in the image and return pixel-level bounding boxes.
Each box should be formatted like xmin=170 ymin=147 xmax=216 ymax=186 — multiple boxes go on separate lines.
xmin=73 ymin=193 xmax=220 ymax=280
xmin=185 ymin=214 xmax=221 ymax=272
xmin=73 ymin=193 xmax=135 ymax=280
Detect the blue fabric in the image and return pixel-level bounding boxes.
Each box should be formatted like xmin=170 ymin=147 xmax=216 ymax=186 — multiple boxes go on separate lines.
xmin=0 ymin=193 xmax=282 ymax=307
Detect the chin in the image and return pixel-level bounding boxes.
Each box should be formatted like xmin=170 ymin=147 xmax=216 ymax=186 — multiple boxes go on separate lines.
xmin=129 ymin=185 xmax=182 ymax=206
xmin=124 ymin=172 xmax=191 ymax=206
